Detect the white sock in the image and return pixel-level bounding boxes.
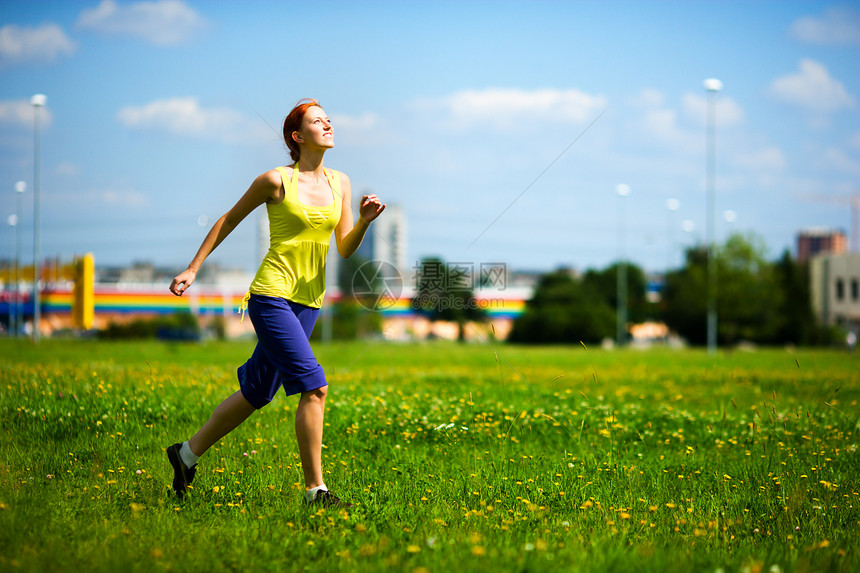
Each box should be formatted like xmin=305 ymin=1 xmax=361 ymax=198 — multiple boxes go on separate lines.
xmin=179 ymin=441 xmax=199 ymax=467
xmin=304 ymin=484 xmax=328 ymax=502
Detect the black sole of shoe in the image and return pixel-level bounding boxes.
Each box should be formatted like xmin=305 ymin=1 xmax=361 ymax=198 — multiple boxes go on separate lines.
xmin=166 ymin=443 xmax=189 ymax=500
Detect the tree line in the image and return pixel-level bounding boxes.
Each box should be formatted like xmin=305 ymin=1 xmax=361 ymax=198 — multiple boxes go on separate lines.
xmin=509 ymin=232 xmax=840 ymax=346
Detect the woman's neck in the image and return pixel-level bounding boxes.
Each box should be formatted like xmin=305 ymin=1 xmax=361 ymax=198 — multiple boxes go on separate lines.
xmin=296 ymin=149 xmax=325 ymax=176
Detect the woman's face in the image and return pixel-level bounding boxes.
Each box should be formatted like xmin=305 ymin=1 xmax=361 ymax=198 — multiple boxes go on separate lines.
xmin=295 ymin=106 xmax=334 ymax=150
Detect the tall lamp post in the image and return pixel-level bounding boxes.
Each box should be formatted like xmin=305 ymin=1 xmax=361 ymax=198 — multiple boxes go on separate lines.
xmin=6 ymin=214 xmax=17 ymax=336
xmin=703 ymin=78 xmax=721 ymax=355
xmin=616 ymin=183 xmax=630 ymax=347
xmin=31 ymin=94 xmax=46 ymax=343
xmin=666 ymin=198 xmax=680 ymax=272
xmin=14 ymin=181 xmax=26 ymax=338
xmin=682 ymin=219 xmax=696 ymax=242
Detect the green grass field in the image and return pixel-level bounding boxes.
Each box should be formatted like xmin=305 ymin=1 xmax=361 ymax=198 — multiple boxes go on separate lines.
xmin=1 ymin=339 xmax=858 ymax=572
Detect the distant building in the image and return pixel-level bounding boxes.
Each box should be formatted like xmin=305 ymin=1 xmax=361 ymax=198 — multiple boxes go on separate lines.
xmin=95 ymin=261 xmax=176 ymax=285
xmin=797 ymin=228 xmax=847 ymax=262
xmin=355 ymin=203 xmax=408 ymax=277
xmin=809 ymin=252 xmax=860 ymax=329
xmin=508 ymin=270 xmax=544 ymax=290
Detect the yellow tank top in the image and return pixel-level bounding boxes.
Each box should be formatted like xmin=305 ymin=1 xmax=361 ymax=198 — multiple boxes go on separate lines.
xmin=247 ymin=164 xmax=342 ymax=308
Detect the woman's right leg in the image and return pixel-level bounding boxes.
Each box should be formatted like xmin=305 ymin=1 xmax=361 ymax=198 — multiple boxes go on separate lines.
xmin=188 ymin=390 xmax=256 ymax=456
xmin=294 ymin=385 xmax=327 ymax=489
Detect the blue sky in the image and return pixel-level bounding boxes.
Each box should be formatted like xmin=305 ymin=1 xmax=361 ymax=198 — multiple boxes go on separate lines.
xmin=1 ymin=0 xmax=858 ymax=277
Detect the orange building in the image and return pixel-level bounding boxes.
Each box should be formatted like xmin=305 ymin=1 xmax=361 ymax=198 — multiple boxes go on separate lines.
xmin=797 ymin=228 xmax=847 ymax=262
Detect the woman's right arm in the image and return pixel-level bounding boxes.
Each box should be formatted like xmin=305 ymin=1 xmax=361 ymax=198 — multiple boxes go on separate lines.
xmin=169 ymin=170 xmax=280 ymax=296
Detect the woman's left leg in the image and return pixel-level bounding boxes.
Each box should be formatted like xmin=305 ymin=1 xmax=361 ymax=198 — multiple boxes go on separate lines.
xmin=167 ymin=390 xmax=256 ymax=500
xmin=188 ymin=390 xmax=257 ymax=456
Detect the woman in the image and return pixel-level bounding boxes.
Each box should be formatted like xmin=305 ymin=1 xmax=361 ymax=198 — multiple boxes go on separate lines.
xmin=167 ymin=99 xmax=384 ymax=507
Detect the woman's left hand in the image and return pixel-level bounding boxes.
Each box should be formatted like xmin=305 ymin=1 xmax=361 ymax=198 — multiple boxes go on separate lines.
xmin=358 ymin=194 xmax=386 ymax=223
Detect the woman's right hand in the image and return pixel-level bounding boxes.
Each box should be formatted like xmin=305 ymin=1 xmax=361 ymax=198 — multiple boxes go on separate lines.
xmin=170 ymin=268 xmax=197 ymax=296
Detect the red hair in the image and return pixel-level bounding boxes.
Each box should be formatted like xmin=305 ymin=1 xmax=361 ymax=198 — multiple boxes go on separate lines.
xmin=283 ymin=98 xmax=322 ymax=162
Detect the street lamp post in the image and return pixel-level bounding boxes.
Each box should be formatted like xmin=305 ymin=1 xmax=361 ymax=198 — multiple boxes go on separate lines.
xmin=682 ymin=219 xmax=696 ymax=240
xmin=723 ymin=210 xmax=737 ymax=245
xmin=31 ymin=94 xmax=46 ymax=343
xmin=14 ymin=181 xmax=25 ymax=338
xmin=666 ymin=198 xmax=680 ymax=272
xmin=703 ymin=78 xmax=721 ymax=355
xmin=616 ymin=184 xmax=630 ymax=348
xmin=7 ymin=214 xmax=17 ymax=336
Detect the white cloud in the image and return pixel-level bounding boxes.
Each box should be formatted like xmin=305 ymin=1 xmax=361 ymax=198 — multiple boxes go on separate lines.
xmin=790 ymin=7 xmax=860 ymax=45
xmin=641 ymin=107 xmax=686 ymax=144
xmin=55 ymin=162 xmax=81 ymax=177
xmin=117 ymin=97 xmax=268 ymax=143
xmin=52 ymin=185 xmax=150 ymax=209
xmin=627 ymin=88 xmax=665 ymax=108
xmin=849 ymin=132 xmax=860 ymax=151
xmin=733 ymin=146 xmax=786 ymax=172
xmin=821 ymin=147 xmax=860 ymax=176
xmin=682 ymin=92 xmax=745 ymax=127
xmin=328 ymin=112 xmax=382 ymax=146
xmin=0 ymin=99 xmax=53 ymax=128
xmin=633 ymin=91 xmax=743 ymax=150
xmin=331 ymin=112 xmax=378 ymax=131
xmin=76 ymin=0 xmax=204 ymax=46
xmin=100 ymin=187 xmax=150 ymax=208
xmin=0 ymin=24 xmax=76 ymax=64
xmin=419 ymin=87 xmax=608 ymax=130
xmin=771 ymin=59 xmax=854 ymax=113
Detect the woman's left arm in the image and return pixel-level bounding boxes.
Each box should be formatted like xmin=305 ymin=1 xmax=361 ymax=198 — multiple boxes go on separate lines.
xmin=334 ymin=172 xmax=385 ymax=258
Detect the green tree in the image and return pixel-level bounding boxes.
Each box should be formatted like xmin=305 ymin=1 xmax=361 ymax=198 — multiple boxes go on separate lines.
xmin=337 ymin=252 xmax=370 ymax=297
xmin=582 ymin=262 xmax=651 ymax=324
xmin=662 ymin=246 xmax=708 ymax=345
xmin=325 ymin=253 xmax=386 ymax=340
xmin=717 ymin=233 xmax=782 ymax=344
xmin=663 ymin=233 xmax=782 ymax=345
xmin=310 ymin=300 xmax=382 ymax=341
xmin=508 ymin=269 xmax=614 ymax=344
xmin=771 ymin=250 xmax=838 ymax=346
xmin=413 ymin=257 xmax=485 ymax=342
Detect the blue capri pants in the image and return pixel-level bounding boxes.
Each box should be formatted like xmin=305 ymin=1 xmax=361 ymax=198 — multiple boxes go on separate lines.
xmin=237 ymin=294 xmax=327 ymax=409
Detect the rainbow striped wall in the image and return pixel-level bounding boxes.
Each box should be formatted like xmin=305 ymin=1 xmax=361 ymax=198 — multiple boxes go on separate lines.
xmin=26 ymin=286 xmax=526 ymax=319
xmin=379 ymin=296 xmax=525 ymax=319
xmin=31 ymin=287 xmax=246 ymax=316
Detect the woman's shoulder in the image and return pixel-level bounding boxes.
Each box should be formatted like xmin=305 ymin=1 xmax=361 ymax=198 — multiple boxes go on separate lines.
xmin=257 ymin=166 xmax=290 ymax=185
xmin=246 ymin=168 xmax=286 ymax=203
xmin=326 ymin=167 xmax=350 ymax=185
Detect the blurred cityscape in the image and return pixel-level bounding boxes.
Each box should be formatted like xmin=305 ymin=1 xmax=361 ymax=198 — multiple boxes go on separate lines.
xmin=1 ymin=203 xmax=858 ymax=346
